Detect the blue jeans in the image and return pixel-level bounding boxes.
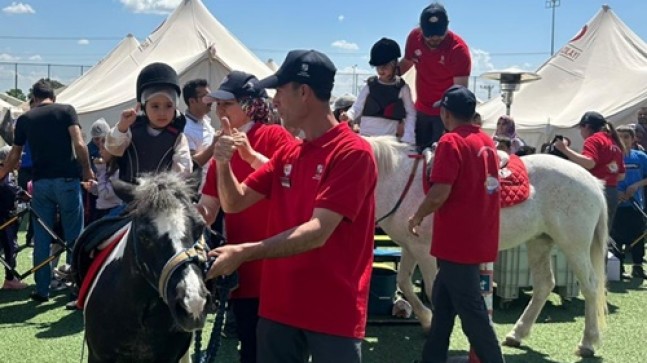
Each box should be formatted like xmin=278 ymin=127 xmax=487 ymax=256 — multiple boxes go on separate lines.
xmin=32 ymin=178 xmax=83 ymax=297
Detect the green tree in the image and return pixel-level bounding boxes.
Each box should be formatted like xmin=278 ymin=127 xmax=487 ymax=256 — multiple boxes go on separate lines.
xmin=45 ymin=78 xmax=66 ymax=90
xmin=6 ymin=88 xmax=26 ymax=101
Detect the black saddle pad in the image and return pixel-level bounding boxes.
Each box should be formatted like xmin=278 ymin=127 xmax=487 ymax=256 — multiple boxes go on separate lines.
xmin=71 ymin=216 xmax=131 ymax=287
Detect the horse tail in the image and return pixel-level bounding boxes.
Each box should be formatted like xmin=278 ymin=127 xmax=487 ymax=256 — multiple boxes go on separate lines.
xmin=591 ymin=204 xmax=608 ymax=330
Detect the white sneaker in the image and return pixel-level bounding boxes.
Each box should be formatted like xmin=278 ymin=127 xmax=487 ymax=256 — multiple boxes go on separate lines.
xmin=50 ymin=279 xmax=67 ymax=292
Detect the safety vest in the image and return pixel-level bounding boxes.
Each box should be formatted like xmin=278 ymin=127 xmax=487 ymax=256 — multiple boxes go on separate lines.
xmin=117 ymin=114 xmax=185 ymax=183
xmin=361 ymin=76 xmax=406 ymax=121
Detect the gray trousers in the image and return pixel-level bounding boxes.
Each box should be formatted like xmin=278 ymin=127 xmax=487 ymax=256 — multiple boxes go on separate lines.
xmin=257 ymin=318 xmax=362 ymax=363
xmin=605 ymin=186 xmax=618 ymax=230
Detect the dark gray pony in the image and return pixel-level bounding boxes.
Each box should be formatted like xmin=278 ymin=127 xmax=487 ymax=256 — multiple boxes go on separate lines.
xmin=76 ymin=172 xmax=211 ymax=363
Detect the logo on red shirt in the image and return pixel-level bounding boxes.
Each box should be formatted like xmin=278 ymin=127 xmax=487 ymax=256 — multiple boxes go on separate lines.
xmin=313 ymin=164 xmax=324 ymax=180
xmin=281 ymin=164 xmax=292 ymax=188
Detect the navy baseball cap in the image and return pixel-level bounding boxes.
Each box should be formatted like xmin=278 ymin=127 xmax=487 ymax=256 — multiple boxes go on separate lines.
xmin=420 ymin=3 xmax=449 ymax=37
xmin=204 ymin=71 xmax=267 ymax=102
xmin=578 ymin=111 xmax=606 ymax=127
xmin=433 ymin=85 xmax=476 ymax=119
xmin=257 ymin=50 xmax=337 ymax=94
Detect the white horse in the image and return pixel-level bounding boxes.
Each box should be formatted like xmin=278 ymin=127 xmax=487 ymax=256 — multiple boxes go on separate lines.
xmin=366 ymin=136 xmax=607 ymax=357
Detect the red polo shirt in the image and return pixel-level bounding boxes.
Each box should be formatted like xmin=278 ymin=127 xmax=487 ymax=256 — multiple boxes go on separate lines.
xmin=404 ymin=29 xmax=471 ymax=116
xmin=202 ymin=123 xmax=293 ymax=299
xmin=244 ymin=122 xmax=376 ymax=339
xmin=582 ymin=131 xmax=625 ymax=187
xmin=429 ymin=124 xmax=500 ymax=264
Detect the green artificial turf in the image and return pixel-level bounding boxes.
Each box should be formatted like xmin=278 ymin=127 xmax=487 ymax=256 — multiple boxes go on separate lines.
xmin=1 ymin=236 xmax=646 ymax=363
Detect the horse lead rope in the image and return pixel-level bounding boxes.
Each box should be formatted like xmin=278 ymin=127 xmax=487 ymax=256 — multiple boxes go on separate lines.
xmin=375 ymin=157 xmax=421 ymax=224
xmin=194 ymin=228 xmax=239 ymax=363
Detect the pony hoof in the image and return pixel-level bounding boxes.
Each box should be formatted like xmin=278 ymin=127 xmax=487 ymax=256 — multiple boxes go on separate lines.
xmin=502 ymin=337 xmax=521 ymax=348
xmin=576 ymin=346 xmax=595 ymax=358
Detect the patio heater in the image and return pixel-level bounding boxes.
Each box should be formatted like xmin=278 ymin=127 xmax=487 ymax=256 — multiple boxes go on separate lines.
xmin=480 ymin=69 xmax=541 ymax=116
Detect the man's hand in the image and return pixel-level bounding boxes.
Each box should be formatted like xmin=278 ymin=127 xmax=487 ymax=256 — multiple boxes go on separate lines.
xmin=408 ymin=214 xmax=423 ymax=236
xmin=81 ymin=180 xmax=97 ymax=191
xmin=206 ymin=244 xmax=250 ymax=280
xmin=213 ymin=117 xmax=237 ymax=162
xmin=82 ymin=168 xmax=96 ymax=183
xmin=626 ymin=183 xmax=640 ymax=200
xmin=117 ymin=103 xmax=140 ymax=132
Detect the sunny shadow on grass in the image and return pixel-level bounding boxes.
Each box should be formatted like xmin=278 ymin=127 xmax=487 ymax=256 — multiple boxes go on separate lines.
xmin=1 ymin=237 xmax=646 ymax=363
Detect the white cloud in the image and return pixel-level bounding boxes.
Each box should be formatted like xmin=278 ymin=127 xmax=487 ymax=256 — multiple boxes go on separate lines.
xmin=78 ymin=39 xmax=90 ymax=45
xmin=120 ymin=0 xmax=181 ymax=14
xmin=331 ymin=40 xmax=358 ymax=51
xmin=28 ymin=55 xmax=42 ymax=61
xmin=470 ymin=48 xmax=495 ymax=76
xmin=338 ymin=15 xmax=344 ymax=22
xmin=2 ymin=2 xmax=35 ymax=14
xmin=0 ymin=53 xmax=20 ymax=62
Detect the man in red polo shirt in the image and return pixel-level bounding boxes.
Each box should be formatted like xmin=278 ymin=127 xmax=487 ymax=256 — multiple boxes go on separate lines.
xmin=408 ymin=85 xmax=505 ymax=363
xmin=400 ymin=3 xmax=471 ymax=151
xmin=206 ymin=49 xmax=376 ymax=363
xmin=196 ymin=70 xmax=294 ymax=363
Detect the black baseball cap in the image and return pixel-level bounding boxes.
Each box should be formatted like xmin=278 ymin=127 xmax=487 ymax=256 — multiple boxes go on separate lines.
xmin=420 ymin=3 xmax=449 ymax=37
xmin=433 ymin=85 xmax=476 ymax=119
xmin=257 ymin=49 xmax=337 ymax=94
xmin=578 ymin=111 xmax=606 ymax=127
xmin=203 ymin=71 xmax=267 ymax=102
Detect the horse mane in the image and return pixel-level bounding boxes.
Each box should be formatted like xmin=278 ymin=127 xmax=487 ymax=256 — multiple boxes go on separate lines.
xmin=130 ymin=172 xmax=197 ymax=217
xmin=363 ymin=135 xmax=408 ymax=175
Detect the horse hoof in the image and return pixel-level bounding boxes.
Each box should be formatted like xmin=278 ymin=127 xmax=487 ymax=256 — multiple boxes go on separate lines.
xmin=502 ymin=337 xmax=521 ymax=348
xmin=576 ymin=346 xmax=595 ymax=358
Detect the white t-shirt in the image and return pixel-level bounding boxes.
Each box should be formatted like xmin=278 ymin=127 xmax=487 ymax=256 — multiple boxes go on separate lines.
xmin=184 ymin=112 xmax=215 ymax=153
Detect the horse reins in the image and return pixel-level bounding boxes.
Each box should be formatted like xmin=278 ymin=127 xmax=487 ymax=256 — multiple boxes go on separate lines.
xmin=376 ymin=155 xmax=422 ymax=224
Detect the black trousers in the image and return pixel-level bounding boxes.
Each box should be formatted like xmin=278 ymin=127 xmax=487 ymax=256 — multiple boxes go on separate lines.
xmin=415 ymin=112 xmax=445 ymax=150
xmin=610 ymin=206 xmax=646 ymax=265
xmin=232 ymin=298 xmax=260 ymax=363
xmin=422 ymin=259 xmax=505 ymax=363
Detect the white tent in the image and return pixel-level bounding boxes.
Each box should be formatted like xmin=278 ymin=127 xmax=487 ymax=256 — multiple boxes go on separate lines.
xmin=0 ymin=92 xmax=23 ymax=107
xmin=57 ymin=0 xmax=272 ymax=133
xmin=477 ymin=5 xmax=647 ymax=148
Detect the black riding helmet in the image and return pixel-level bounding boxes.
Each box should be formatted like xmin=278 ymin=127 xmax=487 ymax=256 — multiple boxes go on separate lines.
xmin=369 ymin=38 xmax=401 ymax=67
xmin=136 ymin=62 xmax=181 ymax=103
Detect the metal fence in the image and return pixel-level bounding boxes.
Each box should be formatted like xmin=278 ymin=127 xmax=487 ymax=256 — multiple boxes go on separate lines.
xmin=0 ymin=61 xmax=91 ymax=97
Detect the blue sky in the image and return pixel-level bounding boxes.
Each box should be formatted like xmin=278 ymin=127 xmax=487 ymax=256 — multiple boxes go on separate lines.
xmin=0 ymin=0 xmax=645 ymax=100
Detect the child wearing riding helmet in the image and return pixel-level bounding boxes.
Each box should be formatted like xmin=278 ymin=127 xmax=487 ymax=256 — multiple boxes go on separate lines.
xmin=340 ymin=38 xmax=416 ymax=144
xmin=106 ymin=62 xmax=192 ymax=183
xmin=554 ymin=111 xmax=625 ymax=227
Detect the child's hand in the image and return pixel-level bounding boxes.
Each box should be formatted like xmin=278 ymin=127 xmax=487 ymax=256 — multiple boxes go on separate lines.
xmin=118 ymin=103 xmax=140 ymax=132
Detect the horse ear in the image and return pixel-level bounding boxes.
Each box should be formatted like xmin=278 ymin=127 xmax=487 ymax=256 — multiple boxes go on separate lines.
xmin=112 ymin=179 xmax=136 ymax=204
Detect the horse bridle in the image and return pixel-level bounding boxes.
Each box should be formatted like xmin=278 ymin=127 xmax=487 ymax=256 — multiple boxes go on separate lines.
xmin=130 ymin=220 xmax=210 ymax=305
xmin=157 ymin=234 xmax=209 ymax=305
